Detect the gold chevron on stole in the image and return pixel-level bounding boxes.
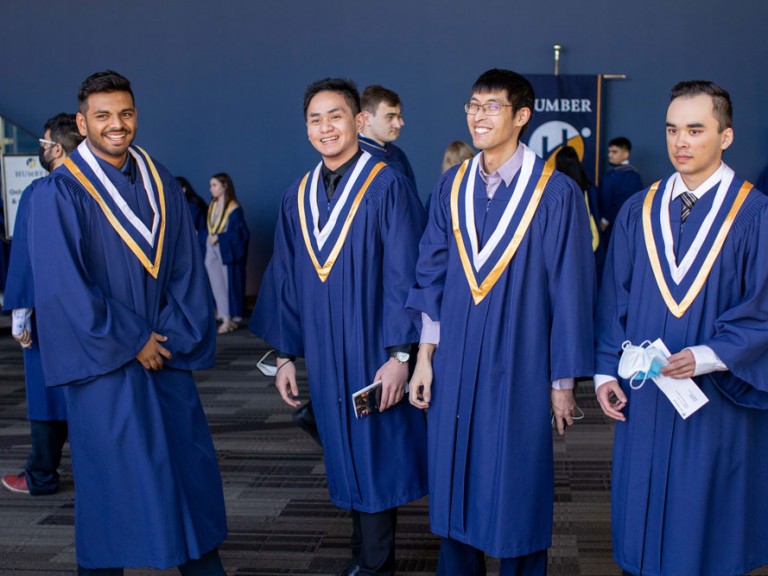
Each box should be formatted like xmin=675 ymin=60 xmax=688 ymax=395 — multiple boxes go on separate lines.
xmin=451 ymin=160 xmax=553 ymax=305
xmin=298 ymin=161 xmax=385 ymax=282
xmin=207 ymin=200 xmax=239 ymax=235
xmin=63 ymin=146 xmax=167 ymax=279
xmin=642 ymin=179 xmax=752 ymax=318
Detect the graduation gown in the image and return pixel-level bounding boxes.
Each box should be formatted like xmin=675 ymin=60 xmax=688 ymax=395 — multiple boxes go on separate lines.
xmin=251 ymin=152 xmax=428 ymax=512
xmin=27 ymin=142 xmax=227 ymax=569
xmin=595 ymin=168 xmax=768 ymax=576
xmin=358 ymin=135 xmax=418 ymax=190
xmin=407 ymin=148 xmax=595 ymax=558
xmin=599 ymin=164 xmax=643 ymax=228
xmin=202 ymin=202 xmax=249 ymax=319
xmin=2 ymin=177 xmax=67 ymax=421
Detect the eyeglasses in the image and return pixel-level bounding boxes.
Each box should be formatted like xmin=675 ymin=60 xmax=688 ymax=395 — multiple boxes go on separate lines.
xmin=464 ymin=103 xmax=514 ymax=116
xmin=38 ymin=138 xmax=58 ymax=148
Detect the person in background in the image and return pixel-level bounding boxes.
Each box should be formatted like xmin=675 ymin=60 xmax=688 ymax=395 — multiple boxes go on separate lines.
xmin=203 ymin=172 xmax=249 ymax=334
xmin=2 ymin=112 xmax=82 ymax=496
xmin=358 ymin=85 xmax=417 ymax=188
xmin=555 ymin=145 xmax=605 ymax=281
xmin=441 ymin=140 xmax=475 ymax=174
xmin=176 ymin=176 xmax=207 ymax=240
xmin=598 ymin=136 xmax=643 ymax=240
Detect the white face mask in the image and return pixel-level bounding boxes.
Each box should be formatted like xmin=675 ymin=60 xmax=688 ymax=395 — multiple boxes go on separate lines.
xmin=256 ymin=349 xmax=278 ymax=377
xmin=617 ymin=340 xmax=668 ymax=390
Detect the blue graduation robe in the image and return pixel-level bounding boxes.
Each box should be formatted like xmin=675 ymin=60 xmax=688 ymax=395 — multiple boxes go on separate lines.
xmin=358 ymin=135 xmax=418 ymax=190
xmin=599 ymin=164 xmax=643 ymax=228
xmin=2 ymin=177 xmax=67 ymax=421
xmin=202 ymin=202 xmax=249 ymax=319
xmin=596 ymin=171 xmax=768 ymax=576
xmin=407 ymin=150 xmax=595 ymax=558
xmin=27 ymin=143 xmax=227 ymax=569
xmin=250 ymin=153 xmax=428 ymax=512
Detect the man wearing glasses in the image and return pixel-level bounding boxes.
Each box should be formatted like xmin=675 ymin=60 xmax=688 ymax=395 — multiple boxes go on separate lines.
xmin=251 ymin=78 xmax=427 ymax=576
xmin=2 ymin=113 xmax=82 ymax=496
xmin=407 ymin=68 xmax=595 ymax=574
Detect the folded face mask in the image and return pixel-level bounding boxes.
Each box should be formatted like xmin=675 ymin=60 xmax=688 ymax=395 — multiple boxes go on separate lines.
xmin=617 ymin=340 xmax=668 ymax=390
xmin=256 ymin=349 xmax=278 ymax=377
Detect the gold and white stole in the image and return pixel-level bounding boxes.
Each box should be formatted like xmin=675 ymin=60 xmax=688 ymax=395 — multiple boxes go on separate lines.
xmin=298 ymin=152 xmax=385 ymax=282
xmin=451 ymin=144 xmax=553 ymax=304
xmin=642 ymin=165 xmax=752 ymax=317
xmin=63 ymin=141 xmax=166 ymax=278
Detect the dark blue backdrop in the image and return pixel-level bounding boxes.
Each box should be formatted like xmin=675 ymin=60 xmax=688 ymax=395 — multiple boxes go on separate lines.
xmin=2 ymin=0 xmax=767 ymax=294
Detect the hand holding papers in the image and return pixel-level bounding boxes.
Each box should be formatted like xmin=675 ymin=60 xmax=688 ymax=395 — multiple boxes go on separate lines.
xmin=619 ymin=339 xmax=709 ymax=419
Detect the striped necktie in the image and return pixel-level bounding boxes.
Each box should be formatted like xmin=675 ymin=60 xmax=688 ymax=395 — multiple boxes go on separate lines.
xmin=680 ymin=191 xmax=698 ymax=222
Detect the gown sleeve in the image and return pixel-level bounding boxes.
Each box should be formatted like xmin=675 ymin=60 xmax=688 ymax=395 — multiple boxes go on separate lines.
xmin=156 ymin=182 xmax=217 ymax=370
xmin=405 ymin=172 xmax=453 ymax=322
xmin=704 ymin=197 xmax=768 ymax=407
xmin=379 ymin=174 xmax=426 ymax=347
xmin=249 ymin=189 xmax=305 ymax=357
xmin=541 ymin=174 xmax=596 ymax=380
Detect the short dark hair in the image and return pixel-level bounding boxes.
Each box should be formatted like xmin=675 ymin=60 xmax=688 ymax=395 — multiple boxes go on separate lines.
xmin=211 ymin=172 xmax=239 ymax=206
xmin=670 ymin=80 xmax=732 ymax=132
xmin=303 ymin=78 xmax=360 ymax=119
xmin=471 ymin=68 xmax=535 ymax=136
xmin=78 ymin=70 xmax=134 ymax=113
xmin=608 ymin=137 xmax=632 ymax=152
xmin=44 ymin=113 xmax=83 ymax=154
xmin=361 ymin=85 xmax=401 ymax=114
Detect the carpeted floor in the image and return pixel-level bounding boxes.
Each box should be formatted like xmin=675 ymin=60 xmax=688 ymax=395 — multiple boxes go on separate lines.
xmin=0 ymin=325 xmax=765 ymax=575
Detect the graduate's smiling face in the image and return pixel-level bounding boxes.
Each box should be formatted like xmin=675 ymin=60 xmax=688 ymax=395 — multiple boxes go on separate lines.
xmin=76 ymin=90 xmax=137 ymax=169
xmin=666 ymin=93 xmax=733 ymax=190
xmin=306 ymin=90 xmax=363 ymax=170
xmin=466 ymin=90 xmax=530 ymax=159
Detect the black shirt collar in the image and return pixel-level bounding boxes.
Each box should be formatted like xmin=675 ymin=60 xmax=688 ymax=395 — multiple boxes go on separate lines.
xmin=321 ymin=148 xmax=363 ymax=187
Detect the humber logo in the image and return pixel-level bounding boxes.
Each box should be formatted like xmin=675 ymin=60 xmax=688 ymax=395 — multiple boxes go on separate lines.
xmin=534 ymin=98 xmax=593 ymax=113
xmin=527 ymin=120 xmax=593 ymax=167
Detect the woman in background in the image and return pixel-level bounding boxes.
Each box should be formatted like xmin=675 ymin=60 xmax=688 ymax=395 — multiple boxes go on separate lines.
xmin=554 ymin=146 xmax=605 ymax=282
xmin=204 ymin=172 xmax=249 ymax=334
xmin=441 ymin=140 xmax=475 ymax=173
xmin=176 ymin=176 xmax=207 ymax=239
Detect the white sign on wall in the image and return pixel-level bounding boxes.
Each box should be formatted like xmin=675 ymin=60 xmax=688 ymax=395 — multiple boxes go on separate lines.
xmin=2 ymin=154 xmax=47 ymax=239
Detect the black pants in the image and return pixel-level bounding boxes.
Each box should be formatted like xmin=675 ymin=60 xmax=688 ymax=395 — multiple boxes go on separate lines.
xmin=26 ymin=420 xmax=68 ymax=495
xmin=350 ymin=508 xmax=398 ymax=575
xmin=77 ymin=548 xmax=225 ymax=575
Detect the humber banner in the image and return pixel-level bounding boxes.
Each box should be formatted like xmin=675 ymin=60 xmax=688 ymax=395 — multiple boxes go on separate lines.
xmin=523 ymin=75 xmax=603 ymax=184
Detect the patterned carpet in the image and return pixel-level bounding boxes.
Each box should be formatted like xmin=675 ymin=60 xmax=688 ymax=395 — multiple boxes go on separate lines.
xmin=0 ymin=325 xmax=765 ymax=575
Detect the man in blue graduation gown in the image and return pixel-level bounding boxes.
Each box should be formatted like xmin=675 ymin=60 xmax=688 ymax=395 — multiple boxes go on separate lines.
xmin=2 ymin=113 xmax=82 ymax=496
xmin=407 ymin=69 xmax=595 ymax=575
xmin=358 ymin=85 xmax=417 ymax=190
xmin=598 ymin=137 xmax=643 ymax=240
xmin=595 ymin=81 xmax=768 ymax=576
xmin=250 ymin=78 xmax=428 ymax=576
xmin=26 ymin=71 xmax=227 ymax=575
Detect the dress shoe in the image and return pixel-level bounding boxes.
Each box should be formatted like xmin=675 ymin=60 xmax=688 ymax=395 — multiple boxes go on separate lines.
xmin=336 ymin=560 xmax=360 ymax=576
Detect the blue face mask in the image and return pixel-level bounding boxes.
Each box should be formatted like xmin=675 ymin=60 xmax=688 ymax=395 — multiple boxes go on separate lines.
xmin=617 ymin=340 xmax=668 ymax=390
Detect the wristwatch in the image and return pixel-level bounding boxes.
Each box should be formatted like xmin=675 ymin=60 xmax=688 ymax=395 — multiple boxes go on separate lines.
xmin=395 ymin=351 xmax=410 ymax=364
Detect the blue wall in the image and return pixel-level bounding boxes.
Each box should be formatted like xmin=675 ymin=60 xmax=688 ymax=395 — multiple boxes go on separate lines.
xmin=2 ymin=0 xmax=767 ymax=293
